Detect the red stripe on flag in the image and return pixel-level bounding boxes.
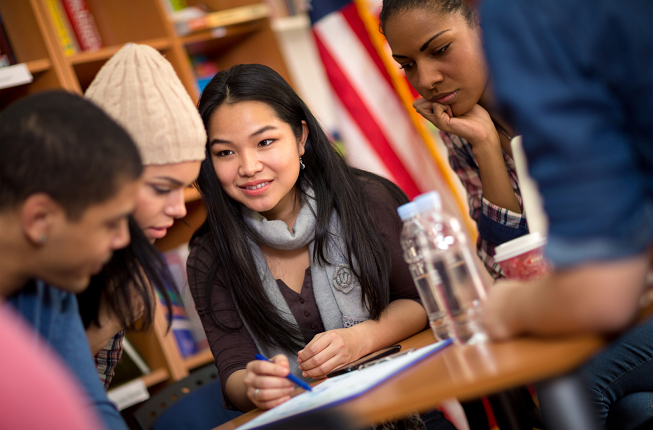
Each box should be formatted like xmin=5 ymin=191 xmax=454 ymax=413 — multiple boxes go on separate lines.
xmin=481 ymin=396 xmax=499 ymax=430
xmin=313 ymin=31 xmax=421 ymax=198
xmin=339 ymin=3 xmax=394 ymax=89
xmin=405 ymin=75 xmax=421 ymax=100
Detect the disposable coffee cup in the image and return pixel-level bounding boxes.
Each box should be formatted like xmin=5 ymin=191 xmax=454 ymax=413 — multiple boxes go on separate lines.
xmin=494 ymin=232 xmax=551 ymax=280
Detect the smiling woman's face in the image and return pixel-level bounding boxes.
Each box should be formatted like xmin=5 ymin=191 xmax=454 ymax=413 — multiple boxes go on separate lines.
xmin=207 ymin=100 xmax=307 ymax=224
xmin=383 ymin=8 xmax=489 ymax=116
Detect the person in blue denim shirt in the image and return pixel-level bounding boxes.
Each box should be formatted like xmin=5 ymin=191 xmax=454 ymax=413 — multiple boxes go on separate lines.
xmin=8 ymin=282 xmax=130 ymax=430
xmin=0 ymin=91 xmax=143 ymax=430
xmin=474 ymin=0 xmax=652 ymax=427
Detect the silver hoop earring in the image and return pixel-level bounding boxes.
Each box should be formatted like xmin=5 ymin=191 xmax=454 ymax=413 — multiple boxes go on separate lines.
xmin=299 ymin=156 xmax=305 ymax=170
xmin=38 ymin=234 xmax=47 ymax=245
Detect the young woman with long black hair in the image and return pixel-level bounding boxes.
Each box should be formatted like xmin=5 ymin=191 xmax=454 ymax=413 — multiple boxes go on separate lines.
xmin=186 ymin=64 xmax=449 ymax=428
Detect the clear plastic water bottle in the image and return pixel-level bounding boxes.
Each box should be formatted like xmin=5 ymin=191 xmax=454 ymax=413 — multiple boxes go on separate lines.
xmin=414 ymin=192 xmax=488 ymax=345
xmin=398 ymin=202 xmax=450 ymax=341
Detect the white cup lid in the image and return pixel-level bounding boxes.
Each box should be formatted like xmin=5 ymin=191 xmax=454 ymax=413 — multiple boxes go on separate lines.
xmin=494 ymin=232 xmax=547 ymax=262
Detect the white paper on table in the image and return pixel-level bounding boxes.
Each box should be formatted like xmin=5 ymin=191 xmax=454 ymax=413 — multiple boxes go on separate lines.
xmin=237 ymin=339 xmax=452 ymax=430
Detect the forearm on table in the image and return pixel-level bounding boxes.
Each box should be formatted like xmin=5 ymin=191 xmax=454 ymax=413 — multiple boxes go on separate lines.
xmin=500 ymin=255 xmax=650 ymax=336
xmin=225 ymin=369 xmax=255 ymax=412
xmin=473 ymin=145 xmax=521 ymax=214
xmin=352 ymin=299 xmax=427 ymax=356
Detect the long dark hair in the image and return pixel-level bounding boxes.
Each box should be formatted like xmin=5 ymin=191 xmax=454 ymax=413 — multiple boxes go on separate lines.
xmin=77 ymin=216 xmax=173 ymax=331
xmin=190 ymin=64 xmax=408 ymax=352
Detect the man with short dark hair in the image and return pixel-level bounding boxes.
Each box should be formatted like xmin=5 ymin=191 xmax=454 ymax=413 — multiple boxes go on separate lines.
xmin=0 ymin=91 xmax=143 ymax=429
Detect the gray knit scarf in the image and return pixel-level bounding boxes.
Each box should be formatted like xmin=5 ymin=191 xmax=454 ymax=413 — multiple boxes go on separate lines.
xmin=239 ymin=189 xmax=370 ymax=380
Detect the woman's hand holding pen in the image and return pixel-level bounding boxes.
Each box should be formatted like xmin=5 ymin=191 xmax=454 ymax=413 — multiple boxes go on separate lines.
xmin=412 ymin=97 xmax=501 ymax=153
xmin=243 ymin=354 xmax=295 ymax=410
xmin=297 ymin=328 xmax=365 ymax=380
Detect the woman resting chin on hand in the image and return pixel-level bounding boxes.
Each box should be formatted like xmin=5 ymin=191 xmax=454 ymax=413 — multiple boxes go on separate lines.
xmin=381 ymin=0 xmax=529 ymax=279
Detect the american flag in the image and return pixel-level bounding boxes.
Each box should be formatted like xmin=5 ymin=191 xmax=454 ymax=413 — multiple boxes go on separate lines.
xmin=308 ymin=0 xmax=460 ymax=204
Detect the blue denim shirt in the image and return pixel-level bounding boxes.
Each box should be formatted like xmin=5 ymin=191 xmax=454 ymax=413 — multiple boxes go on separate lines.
xmin=481 ymin=0 xmax=653 ymax=268
xmin=8 ymin=281 xmax=127 ymax=430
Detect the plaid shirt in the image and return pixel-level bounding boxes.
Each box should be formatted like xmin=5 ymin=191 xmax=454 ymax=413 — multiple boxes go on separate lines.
xmin=440 ymin=131 xmax=529 ymax=278
xmin=94 ymin=330 xmax=125 ymax=390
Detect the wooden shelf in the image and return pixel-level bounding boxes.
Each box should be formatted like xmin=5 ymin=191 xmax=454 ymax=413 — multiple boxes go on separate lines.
xmin=26 ymin=58 xmax=52 ymax=73
xmin=141 ymin=367 xmax=170 ymax=388
xmin=271 ymin=14 xmax=310 ymax=32
xmin=68 ymin=38 xmax=172 ymax=65
xmin=181 ymin=20 xmax=265 ymax=55
xmin=184 ymin=348 xmax=214 ymax=371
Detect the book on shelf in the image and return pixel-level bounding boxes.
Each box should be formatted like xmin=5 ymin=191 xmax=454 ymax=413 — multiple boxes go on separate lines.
xmin=162 ymin=244 xmax=209 ymax=357
xmin=190 ymin=54 xmax=220 ymax=93
xmin=160 ymin=0 xmax=188 ymax=13
xmin=175 ymin=3 xmax=270 ymax=36
xmin=61 ymin=0 xmax=103 ymax=52
xmin=0 ymin=12 xmax=16 ymax=67
xmin=45 ymin=0 xmax=79 ymax=56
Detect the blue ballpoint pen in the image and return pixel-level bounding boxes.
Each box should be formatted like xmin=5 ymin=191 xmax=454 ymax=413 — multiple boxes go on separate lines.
xmin=254 ymin=354 xmax=313 ymax=391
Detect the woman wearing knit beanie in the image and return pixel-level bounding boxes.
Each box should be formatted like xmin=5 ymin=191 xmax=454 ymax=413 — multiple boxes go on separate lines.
xmin=80 ymin=44 xmax=207 ymax=388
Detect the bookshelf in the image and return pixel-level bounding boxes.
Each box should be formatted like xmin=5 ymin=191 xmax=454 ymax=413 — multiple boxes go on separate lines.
xmin=0 ymin=0 xmax=292 ymax=408
xmin=0 ymin=0 xmax=292 ymax=103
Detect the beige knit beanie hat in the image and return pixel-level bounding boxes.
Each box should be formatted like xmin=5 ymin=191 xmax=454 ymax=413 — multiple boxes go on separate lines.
xmin=85 ymin=44 xmax=206 ymax=165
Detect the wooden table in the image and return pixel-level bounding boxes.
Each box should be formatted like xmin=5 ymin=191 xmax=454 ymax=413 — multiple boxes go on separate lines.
xmin=215 ymin=330 xmax=605 ymax=430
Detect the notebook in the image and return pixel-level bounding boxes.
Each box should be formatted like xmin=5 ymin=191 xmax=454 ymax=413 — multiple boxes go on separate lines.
xmin=237 ymin=339 xmax=452 ymax=430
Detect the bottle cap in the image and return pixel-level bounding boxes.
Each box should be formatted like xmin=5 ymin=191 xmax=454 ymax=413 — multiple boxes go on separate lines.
xmin=414 ymin=191 xmax=442 ymax=213
xmin=493 ymin=232 xmax=547 ymax=262
xmin=397 ymin=202 xmax=420 ymax=220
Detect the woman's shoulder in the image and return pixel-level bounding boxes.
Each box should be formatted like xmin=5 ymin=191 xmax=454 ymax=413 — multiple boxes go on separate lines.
xmin=187 ymin=232 xmax=217 ymax=271
xmin=354 ymin=170 xmax=409 ymax=218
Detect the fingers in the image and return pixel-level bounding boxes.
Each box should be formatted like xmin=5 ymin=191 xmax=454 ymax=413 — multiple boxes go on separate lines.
xmin=244 ymin=356 xmax=294 ymax=410
xmin=297 ymin=332 xmax=327 ymax=364
xmin=413 ymin=97 xmax=434 ymax=113
xmin=297 ymin=331 xmax=335 ymax=369
xmin=301 ymin=354 xmax=341 ymax=379
xmin=297 ymin=331 xmax=350 ymax=379
xmin=413 ymin=98 xmax=453 ymax=130
xmin=413 ymin=99 xmax=436 ymax=122
xmin=270 ymin=353 xmax=290 ymax=370
xmin=248 ymin=355 xmax=291 ymax=378
xmin=442 ymin=103 xmax=453 ymax=118
xmin=247 ymin=384 xmax=294 ymax=410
